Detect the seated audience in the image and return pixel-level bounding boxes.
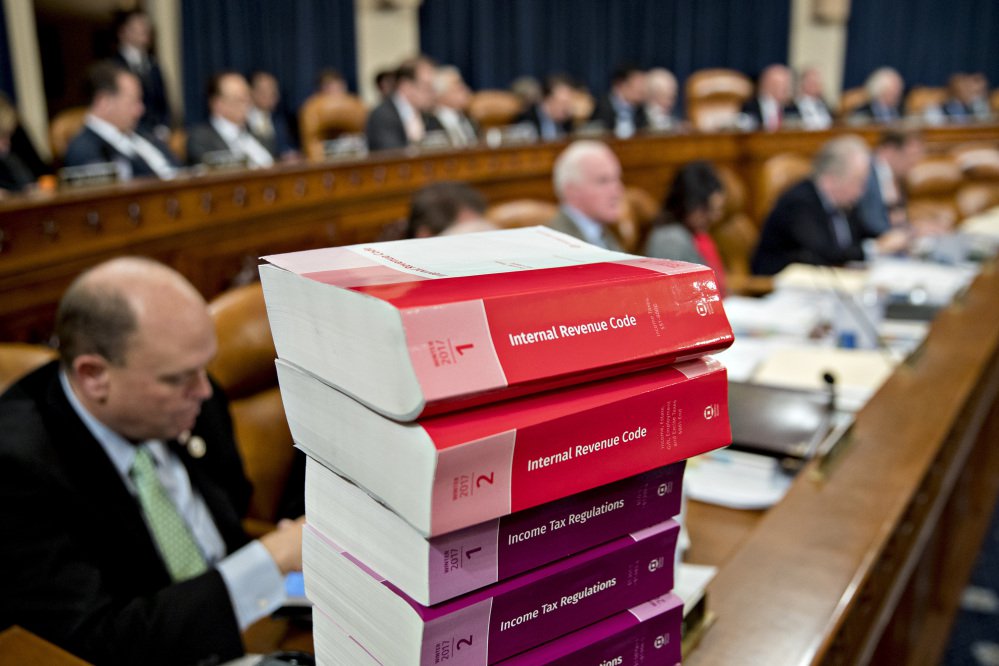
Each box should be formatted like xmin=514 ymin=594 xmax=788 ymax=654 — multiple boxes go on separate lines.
xmin=365 ymin=57 xmax=443 ymax=152
xmin=644 ymin=68 xmax=680 ymax=131
xmin=644 ymin=161 xmax=727 ymax=293
xmin=187 ymin=71 xmax=275 ymax=168
xmin=853 ymin=67 xmax=905 ymax=123
xmin=752 ymin=135 xmax=887 ymax=275
xmin=407 ymin=181 xmax=492 ymax=237
xmin=111 ymin=9 xmax=170 ymax=140
xmin=64 ymin=61 xmax=180 ymax=180
xmin=741 ymin=64 xmax=794 ymax=131
xmin=517 ymin=74 xmax=576 ymax=141
xmin=942 ymin=73 xmax=991 ymax=122
xmin=248 ymin=70 xmax=298 ymax=160
xmin=590 ymin=65 xmax=648 ymax=138
xmin=0 ymin=257 xmax=303 ymax=665
xmin=856 ymin=130 xmax=924 ymax=236
xmin=547 ymin=140 xmax=625 ymax=250
xmin=0 ymin=96 xmax=36 ymax=193
xmin=433 ymin=66 xmax=479 ymax=147
xmin=793 ymin=66 xmax=833 ymax=130
xmin=510 ymin=75 xmax=542 ymax=108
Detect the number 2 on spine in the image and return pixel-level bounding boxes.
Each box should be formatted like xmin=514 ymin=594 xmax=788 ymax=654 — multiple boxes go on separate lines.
xmin=456 ymin=636 xmax=473 ymax=650
xmin=475 ymin=472 xmax=494 ymax=488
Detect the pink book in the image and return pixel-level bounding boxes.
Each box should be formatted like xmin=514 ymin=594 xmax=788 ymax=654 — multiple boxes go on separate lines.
xmin=260 ymin=226 xmax=732 ymax=421
xmin=303 ymin=520 xmax=680 ymax=665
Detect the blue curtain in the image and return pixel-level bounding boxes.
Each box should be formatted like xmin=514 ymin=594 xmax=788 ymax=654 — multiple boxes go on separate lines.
xmin=844 ymin=1 xmax=999 ymax=88
xmin=0 ymin=5 xmax=14 ymax=101
xmin=181 ymin=0 xmax=356 ymax=125
xmin=419 ymin=0 xmax=790 ymax=96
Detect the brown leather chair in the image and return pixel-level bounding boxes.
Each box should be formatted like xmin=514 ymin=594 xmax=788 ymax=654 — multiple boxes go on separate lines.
xmin=0 ymin=343 xmax=57 ymax=395
xmin=619 ymin=186 xmax=659 ymax=254
xmin=710 ymin=166 xmax=770 ymax=295
xmin=206 ymin=282 xmax=296 ymax=535
xmin=906 ymin=155 xmax=962 ymax=228
xmin=168 ymin=128 xmax=187 ymax=164
xmin=570 ymin=89 xmax=595 ymax=129
xmin=950 ymin=143 xmax=999 ymax=181
xmin=298 ymin=93 xmax=367 ymax=161
xmin=991 ymin=89 xmax=999 ymax=114
xmin=956 ymin=182 xmax=999 ymax=220
xmin=838 ymin=87 xmax=869 ymax=118
xmin=468 ymin=90 xmax=524 ymax=130
xmin=48 ymin=106 xmax=88 ymax=164
xmin=685 ymin=69 xmax=753 ymax=131
xmin=904 ymin=87 xmax=947 ymax=117
xmin=756 ymin=152 xmax=813 ymax=223
xmin=485 ymin=199 xmax=559 ymax=229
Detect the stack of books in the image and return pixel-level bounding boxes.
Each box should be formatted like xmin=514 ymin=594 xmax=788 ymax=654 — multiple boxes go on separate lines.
xmin=260 ymin=227 xmax=734 ymax=665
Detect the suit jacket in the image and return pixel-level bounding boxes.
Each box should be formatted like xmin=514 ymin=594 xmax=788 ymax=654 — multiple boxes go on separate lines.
xmin=852 ymin=101 xmax=901 ymax=123
xmin=856 ymin=161 xmax=892 ymax=236
xmin=112 ymin=52 xmax=170 ymax=133
xmin=63 ymin=126 xmax=180 ymax=179
xmin=365 ymin=99 xmax=444 ymax=152
xmin=741 ymin=97 xmax=799 ymax=130
xmin=0 ymin=362 xmax=251 ymax=666
xmin=253 ymin=109 xmax=296 ymax=157
xmin=590 ymin=94 xmax=648 ymax=135
xmin=751 ymin=179 xmax=869 ymax=276
xmin=516 ymin=104 xmax=573 ymax=141
xmin=546 ymin=209 xmax=624 ymax=251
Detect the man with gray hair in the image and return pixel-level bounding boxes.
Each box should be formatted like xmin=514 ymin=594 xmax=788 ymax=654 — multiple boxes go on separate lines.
xmin=433 ymin=66 xmax=479 ymax=147
xmin=644 ymin=68 xmax=679 ymax=131
xmin=751 ymin=135 xmax=876 ymax=275
xmin=854 ymin=67 xmax=904 ymax=123
xmin=547 ymin=140 xmax=625 ymax=250
xmin=0 ymin=257 xmax=303 ymax=664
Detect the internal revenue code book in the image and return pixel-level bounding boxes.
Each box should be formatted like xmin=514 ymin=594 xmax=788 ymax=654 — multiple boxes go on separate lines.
xmin=260 ymin=227 xmax=732 ymax=421
xmin=278 ymin=356 xmax=729 ymax=536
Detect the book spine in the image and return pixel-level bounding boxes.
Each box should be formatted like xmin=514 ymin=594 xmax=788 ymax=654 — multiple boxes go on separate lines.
xmin=498 ymin=593 xmax=683 ymax=666
xmin=400 ymin=261 xmax=731 ymax=416
xmin=427 ymin=463 xmax=684 ymax=604
xmin=421 ymin=521 xmax=680 ymax=664
xmin=430 ymin=362 xmax=728 ymax=534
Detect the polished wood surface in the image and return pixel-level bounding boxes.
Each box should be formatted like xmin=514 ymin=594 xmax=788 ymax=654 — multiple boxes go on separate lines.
xmin=2 ymin=124 xmax=998 ymax=343
xmin=0 ymin=626 xmax=91 ymax=666
xmin=686 ymin=262 xmax=999 ymax=666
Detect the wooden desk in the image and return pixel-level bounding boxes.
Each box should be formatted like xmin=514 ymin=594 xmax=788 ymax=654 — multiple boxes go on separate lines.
xmin=686 ymin=262 xmax=999 ymax=665
xmin=1 ymin=124 xmax=997 ymax=343
xmin=0 ymin=626 xmax=91 ymax=665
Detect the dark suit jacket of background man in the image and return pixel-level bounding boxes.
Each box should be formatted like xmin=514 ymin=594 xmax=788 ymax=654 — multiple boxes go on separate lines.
xmin=185 ymin=122 xmax=279 ymax=167
xmin=516 ymin=104 xmax=574 ymax=140
xmin=112 ymin=52 xmax=171 ymax=134
xmin=740 ymin=97 xmax=800 ymax=129
xmin=365 ymin=98 xmax=444 ymax=152
xmin=751 ymin=179 xmax=870 ymax=276
xmin=0 ymin=361 xmax=252 ymax=666
xmin=63 ymin=126 xmax=180 ymax=177
xmin=590 ymin=94 xmax=648 ymax=133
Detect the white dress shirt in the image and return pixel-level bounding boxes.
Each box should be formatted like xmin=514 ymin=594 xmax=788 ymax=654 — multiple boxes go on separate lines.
xmin=210 ymin=115 xmax=274 ymax=168
xmin=795 ymin=95 xmax=832 ymax=130
xmin=85 ymin=114 xmax=176 ymax=180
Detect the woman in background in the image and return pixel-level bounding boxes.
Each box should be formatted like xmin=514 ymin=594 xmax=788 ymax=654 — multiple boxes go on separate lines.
xmin=644 ymin=160 xmax=727 ymax=293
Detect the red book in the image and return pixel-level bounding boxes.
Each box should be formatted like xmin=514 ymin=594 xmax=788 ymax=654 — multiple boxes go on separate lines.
xmin=278 ymin=356 xmax=729 ymax=536
xmin=260 ymin=227 xmax=732 ymax=421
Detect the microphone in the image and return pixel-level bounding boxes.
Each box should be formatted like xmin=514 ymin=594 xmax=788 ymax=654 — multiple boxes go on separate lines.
xmin=822 ymin=371 xmax=837 ymax=413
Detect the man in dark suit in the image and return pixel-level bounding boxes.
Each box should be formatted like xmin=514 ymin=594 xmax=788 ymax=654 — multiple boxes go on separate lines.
xmin=0 ymin=257 xmax=303 ymax=665
xmin=741 ymin=64 xmax=795 ymax=132
xmin=793 ymin=66 xmax=833 ymax=130
xmin=517 ymin=74 xmax=576 ymax=142
xmin=248 ymin=71 xmax=297 ymax=160
xmin=111 ymin=10 xmax=170 ymax=139
xmin=590 ymin=65 xmax=648 ymax=138
xmin=852 ymin=67 xmax=905 ymax=123
xmin=187 ymin=71 xmax=275 ymax=168
xmin=365 ymin=57 xmax=443 ymax=152
xmin=752 ymin=135 xmax=877 ymax=275
xmin=547 ymin=140 xmax=625 ymax=251
xmin=64 ymin=61 xmax=180 ymax=180
xmin=855 ymin=130 xmax=924 ymax=236
xmin=432 ymin=66 xmax=479 ymax=148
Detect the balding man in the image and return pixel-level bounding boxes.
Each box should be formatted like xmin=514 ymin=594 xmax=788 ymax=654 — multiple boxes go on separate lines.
xmin=433 ymin=66 xmax=479 ymax=147
xmin=0 ymin=258 xmax=303 ymax=665
xmin=854 ymin=67 xmax=905 ymax=123
xmin=64 ymin=61 xmax=179 ymax=180
xmin=644 ymin=68 xmax=679 ymax=131
xmin=742 ymin=64 xmax=794 ymax=132
xmin=547 ymin=140 xmax=625 ymax=251
xmin=751 ymin=135 xmax=876 ymax=275
xmin=187 ymin=71 xmax=275 ymax=168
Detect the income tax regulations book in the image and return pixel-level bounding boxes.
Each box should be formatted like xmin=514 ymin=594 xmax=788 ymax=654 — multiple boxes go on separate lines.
xmin=302 ymin=520 xmax=680 ymax=665
xmin=259 ymin=226 xmax=732 ymax=421
xmin=305 ymin=460 xmax=685 ymax=605
xmin=278 ymin=356 xmax=729 ymax=536
xmin=312 ymin=592 xmax=683 ymax=666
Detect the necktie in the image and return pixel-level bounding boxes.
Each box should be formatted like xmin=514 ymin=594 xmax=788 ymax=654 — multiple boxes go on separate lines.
xmin=404 ymin=110 xmax=425 ymax=143
xmin=830 ymin=210 xmax=853 ymax=249
xmin=131 ymin=445 xmax=208 ymax=582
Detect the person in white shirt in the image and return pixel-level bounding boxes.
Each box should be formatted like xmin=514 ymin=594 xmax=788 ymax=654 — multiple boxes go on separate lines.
xmin=644 ymin=68 xmax=680 ymax=131
xmin=742 ymin=64 xmax=793 ymax=132
xmin=793 ymin=66 xmax=833 ymax=130
xmin=365 ymin=56 xmax=444 ymax=151
xmin=433 ymin=66 xmax=479 ymax=147
xmin=63 ymin=61 xmax=179 ymax=181
xmin=186 ymin=71 xmax=275 ymax=168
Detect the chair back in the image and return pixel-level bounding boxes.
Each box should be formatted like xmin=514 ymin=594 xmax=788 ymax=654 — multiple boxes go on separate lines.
xmin=298 ymin=94 xmax=368 ymax=161
xmin=757 ymin=152 xmax=813 ymax=222
xmin=956 ymin=183 xmax=999 ymax=220
xmin=48 ymin=106 xmax=88 ymax=163
xmin=485 ymin=199 xmax=559 ymax=229
xmin=0 ymin=343 xmax=57 ymax=395
xmin=685 ymin=69 xmax=753 ymax=131
xmin=468 ymin=90 xmax=524 ymax=130
xmin=838 ymin=87 xmax=868 ymax=118
xmin=950 ymin=143 xmax=999 ymax=181
xmin=904 ymin=87 xmax=947 ymax=116
xmin=906 ymin=155 xmax=962 ymax=226
xmin=570 ymin=89 xmax=595 ymax=128
xmin=619 ymin=186 xmax=659 ymax=253
xmin=207 ymin=283 xmax=295 ymax=527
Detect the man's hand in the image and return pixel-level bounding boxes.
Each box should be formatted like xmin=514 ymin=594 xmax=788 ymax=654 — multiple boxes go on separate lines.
xmin=259 ymin=516 xmax=305 ymax=575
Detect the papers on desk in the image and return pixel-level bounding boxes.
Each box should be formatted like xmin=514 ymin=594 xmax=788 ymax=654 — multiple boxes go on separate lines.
xmin=960 ymin=206 xmax=999 ymax=238
xmin=674 ymin=562 xmax=717 ymax=618
xmin=685 ymin=449 xmax=793 ymax=509
xmin=723 ymin=292 xmax=826 ymax=338
xmin=866 ymin=257 xmax=977 ymax=305
xmin=773 ymin=263 xmax=868 ymax=294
